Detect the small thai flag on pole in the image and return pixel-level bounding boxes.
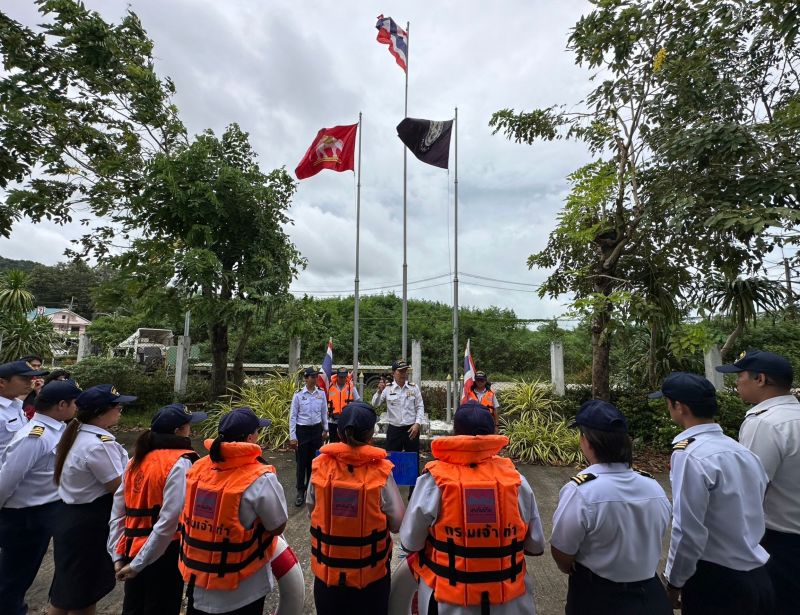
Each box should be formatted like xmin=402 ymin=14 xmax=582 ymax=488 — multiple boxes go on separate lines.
xmin=461 ymin=339 xmax=476 ymax=404
xmin=318 ymin=339 xmax=333 ymax=395
xmin=376 ymin=14 xmax=408 ymax=72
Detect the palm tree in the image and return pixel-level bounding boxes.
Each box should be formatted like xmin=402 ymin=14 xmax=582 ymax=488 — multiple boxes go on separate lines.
xmin=0 ymin=270 xmax=35 ymax=315
xmin=703 ymin=275 xmax=787 ymax=360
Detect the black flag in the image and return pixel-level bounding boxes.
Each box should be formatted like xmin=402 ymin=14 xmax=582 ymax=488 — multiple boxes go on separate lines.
xmin=396 ymin=117 xmax=453 ymax=169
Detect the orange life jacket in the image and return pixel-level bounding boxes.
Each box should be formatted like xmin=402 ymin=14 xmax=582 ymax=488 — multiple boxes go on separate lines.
xmin=179 ymin=440 xmax=278 ymax=590
xmin=328 ymin=375 xmax=355 ymax=416
xmin=466 ymin=387 xmax=496 ymax=417
xmin=410 ymin=435 xmax=527 ymax=608
xmin=310 ymin=442 xmax=394 ymax=588
xmin=116 ymin=447 xmax=197 ymax=559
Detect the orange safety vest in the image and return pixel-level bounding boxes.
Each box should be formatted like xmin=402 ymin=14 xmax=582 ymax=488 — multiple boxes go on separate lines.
xmin=466 ymin=387 xmax=496 ymax=417
xmin=116 ymin=447 xmax=197 ymax=559
xmin=328 ymin=375 xmax=355 ymax=416
xmin=310 ymin=442 xmax=394 ymax=588
xmin=179 ymin=440 xmax=278 ymax=590
xmin=410 ymin=434 xmax=527 ymax=608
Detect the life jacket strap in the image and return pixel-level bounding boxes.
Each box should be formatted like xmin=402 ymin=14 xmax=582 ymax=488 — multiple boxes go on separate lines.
xmin=419 ymin=537 xmax=523 ymax=585
xmin=311 ymin=525 xmax=390 ymax=569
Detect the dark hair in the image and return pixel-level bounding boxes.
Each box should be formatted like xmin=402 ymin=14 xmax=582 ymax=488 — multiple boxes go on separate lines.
xmin=666 ymin=396 xmax=718 ymax=419
xmin=54 ymin=404 xmax=116 ymax=485
xmin=19 ymin=354 xmax=43 ymax=363
xmin=130 ymin=430 xmax=194 ymax=470
xmin=34 ymin=396 xmax=63 ymax=414
xmin=43 ymin=369 xmax=71 ymax=385
xmin=342 ymin=426 xmax=373 ymax=447
xmin=747 ymin=370 xmax=792 ymax=390
xmin=580 ymin=426 xmax=633 ymax=466
xmin=209 ymin=433 xmax=251 ymax=462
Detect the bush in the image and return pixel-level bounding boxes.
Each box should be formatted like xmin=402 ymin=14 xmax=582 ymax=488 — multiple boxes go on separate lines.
xmin=502 ymin=378 xmax=565 ymax=418
xmin=421 ymin=386 xmax=447 ymax=421
xmin=70 ymin=356 xmax=212 ymax=415
xmin=199 ymin=373 xmax=296 ymax=449
xmin=500 ymin=409 xmax=583 ymax=466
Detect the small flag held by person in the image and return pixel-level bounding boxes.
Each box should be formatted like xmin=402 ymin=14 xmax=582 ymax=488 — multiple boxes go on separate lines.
xmin=295 ymin=124 xmax=358 ymax=180
xmin=397 ymin=117 xmax=454 ymax=169
xmin=461 ymin=339 xmax=476 ymax=403
xmin=317 ymin=339 xmax=334 ymax=395
xmin=375 ymin=14 xmax=408 ymax=72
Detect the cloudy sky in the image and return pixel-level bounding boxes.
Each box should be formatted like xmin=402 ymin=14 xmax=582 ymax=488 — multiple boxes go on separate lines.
xmin=2 ymin=0 xmax=594 ymax=322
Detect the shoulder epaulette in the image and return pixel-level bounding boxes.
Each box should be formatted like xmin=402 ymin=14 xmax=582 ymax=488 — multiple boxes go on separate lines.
xmin=29 ymin=425 xmax=45 ymax=438
xmin=672 ymin=437 xmax=695 ymax=451
xmin=408 ymin=381 xmax=416 ymax=387
xmin=635 ymin=468 xmax=655 ymax=479
xmin=182 ymin=452 xmax=200 ymax=463
xmin=751 ymin=408 xmax=770 ymax=416
xmin=96 ymin=434 xmax=114 ymax=443
xmin=570 ymin=473 xmax=597 ymax=486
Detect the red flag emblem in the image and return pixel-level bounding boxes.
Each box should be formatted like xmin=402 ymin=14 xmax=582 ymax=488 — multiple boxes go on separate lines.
xmin=295 ymin=123 xmax=358 ymax=180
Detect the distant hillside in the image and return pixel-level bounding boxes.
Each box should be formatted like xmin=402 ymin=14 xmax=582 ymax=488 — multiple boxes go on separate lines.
xmin=0 ymin=255 xmax=41 ymax=273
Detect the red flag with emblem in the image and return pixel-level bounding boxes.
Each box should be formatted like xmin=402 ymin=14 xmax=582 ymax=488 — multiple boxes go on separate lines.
xmin=295 ymin=123 xmax=358 ymax=180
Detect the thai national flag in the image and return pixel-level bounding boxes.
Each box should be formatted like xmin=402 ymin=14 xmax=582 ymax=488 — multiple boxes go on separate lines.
xmin=376 ymin=14 xmax=408 ymax=72
xmin=461 ymin=339 xmax=476 ymax=403
xmin=317 ymin=339 xmax=333 ymax=395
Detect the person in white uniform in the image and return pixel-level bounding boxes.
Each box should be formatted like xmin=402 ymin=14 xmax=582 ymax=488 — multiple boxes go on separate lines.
xmin=0 ymin=360 xmax=48 ymax=463
xmin=550 ymin=399 xmax=672 ymax=615
xmin=716 ymin=349 xmax=800 ymax=615
xmin=400 ymin=401 xmax=545 ymax=615
xmin=653 ymin=371 xmax=774 ymax=615
xmin=108 ymin=403 xmax=207 ymax=615
xmin=0 ymin=379 xmax=81 ymax=615
xmin=51 ymin=383 xmax=137 ymax=615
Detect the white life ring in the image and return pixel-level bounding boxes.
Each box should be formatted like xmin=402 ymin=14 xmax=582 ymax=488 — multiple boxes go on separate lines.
xmin=388 ymin=553 xmax=419 ymax=615
xmin=270 ymin=534 xmax=305 ymax=615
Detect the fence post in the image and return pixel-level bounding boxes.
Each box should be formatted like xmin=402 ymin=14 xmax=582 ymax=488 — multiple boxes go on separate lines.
xmin=76 ymin=333 xmax=90 ymax=362
xmin=358 ymin=370 xmax=364 ymax=397
xmin=704 ymin=345 xmax=725 ymax=390
xmin=446 ymin=374 xmax=453 ymax=423
xmin=550 ymin=340 xmax=566 ymax=396
xmin=288 ymin=337 xmax=301 ymax=374
xmin=412 ymin=339 xmax=422 ymax=384
xmin=174 ymin=334 xmax=190 ymax=396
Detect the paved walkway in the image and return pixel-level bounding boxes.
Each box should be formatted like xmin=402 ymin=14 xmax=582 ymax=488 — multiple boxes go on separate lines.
xmin=26 ymin=448 xmax=674 ymax=615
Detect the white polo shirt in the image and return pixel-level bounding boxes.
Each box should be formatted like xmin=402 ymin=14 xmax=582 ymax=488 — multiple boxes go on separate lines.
xmin=739 ymin=394 xmax=800 ymax=534
xmin=58 ymin=424 xmax=128 ymax=504
xmin=0 ymin=395 xmax=27 ymax=463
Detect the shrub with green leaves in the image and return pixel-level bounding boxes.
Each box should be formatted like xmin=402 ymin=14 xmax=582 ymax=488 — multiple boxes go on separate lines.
xmin=500 ymin=409 xmax=583 ymax=466
xmin=501 ymin=378 xmax=565 ymax=418
xmin=199 ymin=372 xmax=298 ymax=449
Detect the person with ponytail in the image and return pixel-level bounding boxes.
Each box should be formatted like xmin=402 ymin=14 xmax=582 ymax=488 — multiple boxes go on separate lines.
xmin=107 ymin=403 xmax=206 ymax=615
xmin=50 ymin=384 xmax=137 ymax=615
xmin=308 ymin=400 xmax=405 ymax=615
xmin=179 ymin=407 xmax=288 ymax=615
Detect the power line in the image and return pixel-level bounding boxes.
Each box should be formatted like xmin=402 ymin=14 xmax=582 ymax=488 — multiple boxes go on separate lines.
xmin=290 ymin=272 xmax=451 ymax=294
xmin=461 ymin=272 xmax=540 ymax=288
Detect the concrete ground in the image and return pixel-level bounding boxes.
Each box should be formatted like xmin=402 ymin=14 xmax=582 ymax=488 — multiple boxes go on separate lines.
xmin=26 ymin=440 xmax=674 ymax=615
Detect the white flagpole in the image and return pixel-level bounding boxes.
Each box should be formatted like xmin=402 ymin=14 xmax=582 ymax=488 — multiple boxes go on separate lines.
xmin=353 ymin=113 xmax=362 ymax=379
xmin=452 ymin=107 xmax=459 ymax=410
xmin=402 ymin=21 xmax=410 ymax=361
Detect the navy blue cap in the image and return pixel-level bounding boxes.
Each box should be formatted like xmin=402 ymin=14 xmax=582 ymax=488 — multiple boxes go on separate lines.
xmin=336 ymin=367 xmax=348 ymax=375
xmin=337 ymin=401 xmax=377 ymax=437
xmin=715 ymin=349 xmax=793 ymax=382
xmin=392 ymin=359 xmax=409 ymax=371
xmin=218 ymin=407 xmax=271 ymax=437
xmin=37 ymin=379 xmax=82 ymax=404
xmin=151 ymin=403 xmax=208 ymax=434
xmin=454 ymin=401 xmax=496 ymax=436
xmin=649 ymin=372 xmax=718 ymax=404
xmin=0 ymin=360 xmax=49 ymax=379
xmin=303 ymin=367 xmax=319 ymax=378
xmin=77 ymin=384 xmax=137 ymax=409
xmin=474 ymin=371 xmax=487 ymax=380
xmin=571 ymin=400 xmax=628 ymax=433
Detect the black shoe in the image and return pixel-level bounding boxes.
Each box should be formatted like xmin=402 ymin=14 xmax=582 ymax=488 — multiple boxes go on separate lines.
xmin=295 ymin=491 xmax=305 ymax=507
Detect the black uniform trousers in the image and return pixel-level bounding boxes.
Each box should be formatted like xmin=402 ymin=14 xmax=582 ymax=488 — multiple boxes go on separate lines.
xmin=314 ymin=572 xmax=390 ymax=615
xmin=565 ymin=563 xmax=672 ymax=615
xmin=121 ymin=539 xmax=184 ymax=615
xmin=295 ymin=423 xmax=323 ymax=493
xmin=0 ymin=500 xmax=60 ymax=615
xmin=385 ymin=424 xmax=420 ymax=497
xmin=681 ymin=560 xmax=774 ymax=615
xmin=328 ymin=418 xmax=340 ymax=443
xmin=761 ymin=528 xmax=800 ymax=615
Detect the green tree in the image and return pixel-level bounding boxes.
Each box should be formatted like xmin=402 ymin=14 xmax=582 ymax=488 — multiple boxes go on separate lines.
xmin=0 ymin=270 xmax=35 ymax=313
xmin=90 ymin=125 xmax=304 ymax=397
xmin=0 ymin=0 xmax=185 ymax=238
xmin=0 ymin=269 xmax=59 ymax=361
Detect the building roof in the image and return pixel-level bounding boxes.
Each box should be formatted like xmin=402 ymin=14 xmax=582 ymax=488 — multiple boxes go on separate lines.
xmin=26 ymin=307 xmax=91 ymax=325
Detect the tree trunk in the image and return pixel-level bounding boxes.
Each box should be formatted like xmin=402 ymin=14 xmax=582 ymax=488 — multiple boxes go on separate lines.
xmin=720 ymin=322 xmax=744 ymax=361
xmin=591 ymin=300 xmax=612 ymax=400
xmin=210 ymin=321 xmax=229 ymax=399
xmin=648 ymin=320 xmax=658 ymax=390
xmin=232 ymin=312 xmax=253 ymax=388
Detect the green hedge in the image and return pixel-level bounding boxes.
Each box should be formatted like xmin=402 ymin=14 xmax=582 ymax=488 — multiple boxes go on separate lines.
xmin=70 ymin=357 xmax=211 ymax=414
